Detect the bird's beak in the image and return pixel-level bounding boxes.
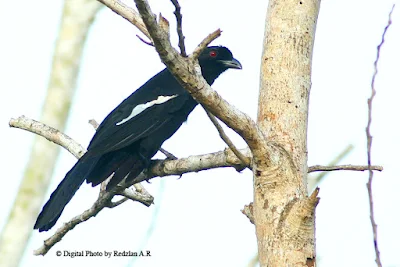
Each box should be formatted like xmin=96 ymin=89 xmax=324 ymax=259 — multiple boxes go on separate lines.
xmin=218 ymin=58 xmax=242 ymax=69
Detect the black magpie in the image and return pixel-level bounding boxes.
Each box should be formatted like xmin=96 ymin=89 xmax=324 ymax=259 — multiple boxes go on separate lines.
xmin=34 ymin=46 xmax=242 ymax=232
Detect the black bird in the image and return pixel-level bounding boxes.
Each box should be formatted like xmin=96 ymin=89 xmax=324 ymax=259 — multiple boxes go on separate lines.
xmin=34 ymin=46 xmax=242 ymax=232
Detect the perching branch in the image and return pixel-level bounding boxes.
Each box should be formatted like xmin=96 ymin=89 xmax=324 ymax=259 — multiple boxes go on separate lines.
xmin=10 ymin=116 xmax=383 ymax=178
xmin=9 ymin=115 xmax=383 ymax=254
xmin=366 ymin=5 xmax=395 ymax=267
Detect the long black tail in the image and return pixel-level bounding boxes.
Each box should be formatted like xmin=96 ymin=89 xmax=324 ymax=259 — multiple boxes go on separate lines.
xmin=34 ymin=153 xmax=98 ymax=232
xmin=87 ymin=151 xmax=146 ymax=190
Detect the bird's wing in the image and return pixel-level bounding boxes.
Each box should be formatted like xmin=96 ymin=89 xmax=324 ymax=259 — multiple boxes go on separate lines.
xmin=86 ymin=93 xmax=191 ymax=156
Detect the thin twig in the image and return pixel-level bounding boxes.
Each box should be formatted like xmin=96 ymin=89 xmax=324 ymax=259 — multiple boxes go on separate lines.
xmin=308 ymin=144 xmax=354 ymax=193
xmin=170 ymin=0 xmax=186 ymax=56
xmin=312 ymin=144 xmax=354 ymax=183
xmin=205 ymin=109 xmax=250 ymax=168
xmin=191 ymin=29 xmax=222 ymax=59
xmin=308 ymin=164 xmax=383 ymax=173
xmin=88 ymin=119 xmax=99 ymax=129
xmin=159 ymin=148 xmax=178 ymax=160
xmin=107 ymin=197 xmax=129 ymax=208
xmin=366 ymin=5 xmax=395 ymax=267
xmin=136 ymin=34 xmax=154 ymax=46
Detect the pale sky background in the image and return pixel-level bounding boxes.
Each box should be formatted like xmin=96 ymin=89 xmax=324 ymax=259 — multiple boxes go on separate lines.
xmin=0 ymin=0 xmax=399 ymax=266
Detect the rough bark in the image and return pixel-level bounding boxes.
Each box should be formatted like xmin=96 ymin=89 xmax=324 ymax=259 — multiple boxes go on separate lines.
xmin=0 ymin=1 xmax=101 ymax=266
xmin=254 ymin=0 xmax=321 ymax=266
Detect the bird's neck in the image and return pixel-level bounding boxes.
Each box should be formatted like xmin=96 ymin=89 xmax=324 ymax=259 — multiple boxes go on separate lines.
xmin=201 ymin=68 xmax=227 ymax=86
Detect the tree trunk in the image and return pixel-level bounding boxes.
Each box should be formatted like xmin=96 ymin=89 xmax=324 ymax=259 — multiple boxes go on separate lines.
xmin=253 ymin=0 xmax=321 ymax=266
xmin=0 ymin=1 xmax=101 ymax=266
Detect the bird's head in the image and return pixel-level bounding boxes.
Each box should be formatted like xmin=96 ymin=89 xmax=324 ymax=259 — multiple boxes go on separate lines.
xmin=198 ymin=46 xmax=242 ymax=84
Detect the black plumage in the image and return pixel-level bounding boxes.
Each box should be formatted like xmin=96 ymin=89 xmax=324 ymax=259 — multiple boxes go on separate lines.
xmin=34 ymin=46 xmax=242 ymax=232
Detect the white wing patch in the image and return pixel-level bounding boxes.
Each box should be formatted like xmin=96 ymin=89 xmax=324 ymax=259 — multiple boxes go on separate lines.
xmin=116 ymin=95 xmax=179 ymax=126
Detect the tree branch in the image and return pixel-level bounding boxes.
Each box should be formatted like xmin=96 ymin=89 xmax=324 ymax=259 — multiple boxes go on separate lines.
xmin=9 ymin=116 xmax=86 ymax=159
xmin=8 ymin=115 xmax=384 ymax=255
xmin=308 ymin=144 xmax=354 ymax=193
xmin=170 ymin=0 xmax=186 ymax=56
xmin=204 ymin=110 xmax=250 ymax=168
xmin=366 ymin=5 xmax=395 ymax=267
xmin=136 ymin=34 xmax=154 ymax=46
xmin=308 ymin=164 xmax=382 ymax=173
xmin=33 ymin=180 xmax=152 ymax=256
xmin=10 ymin=116 xmax=384 ymax=179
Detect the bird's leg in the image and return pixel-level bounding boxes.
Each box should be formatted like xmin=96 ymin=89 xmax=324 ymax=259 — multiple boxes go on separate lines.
xmin=135 ymin=152 xmax=154 ymax=184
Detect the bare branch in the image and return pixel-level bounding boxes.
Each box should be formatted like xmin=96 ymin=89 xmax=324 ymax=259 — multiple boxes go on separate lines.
xmin=8 ymin=115 xmax=384 ymax=254
xmin=204 ymin=110 xmax=250 ymax=168
xmin=11 ymin=116 xmax=384 ymax=179
xmin=106 ymin=197 xmax=128 ymax=208
xmin=118 ymin=188 xmax=153 ymax=206
xmin=33 ymin=182 xmax=152 ymax=256
xmin=136 ymin=34 xmax=154 ymax=46
xmin=12 ymin=117 xmax=153 ymax=255
xmin=366 ymin=5 xmax=395 ymax=267
xmin=308 ymin=164 xmax=383 ymax=173
xmin=9 ymin=116 xmax=85 ymax=159
xmin=88 ymin=119 xmax=99 ymax=129
xmin=310 ymin=144 xmax=354 ymax=186
xmin=170 ymin=0 xmax=186 ymax=56
xmin=191 ymin=29 xmax=221 ymax=59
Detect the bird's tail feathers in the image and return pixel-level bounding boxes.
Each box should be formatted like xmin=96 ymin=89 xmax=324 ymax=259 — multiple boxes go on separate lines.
xmin=34 ymin=153 xmax=98 ymax=232
xmin=105 ymin=154 xmax=146 ymax=191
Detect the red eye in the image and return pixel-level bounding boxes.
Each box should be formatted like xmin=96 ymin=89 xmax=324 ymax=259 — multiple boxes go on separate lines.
xmin=209 ymin=51 xmax=217 ymax=57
